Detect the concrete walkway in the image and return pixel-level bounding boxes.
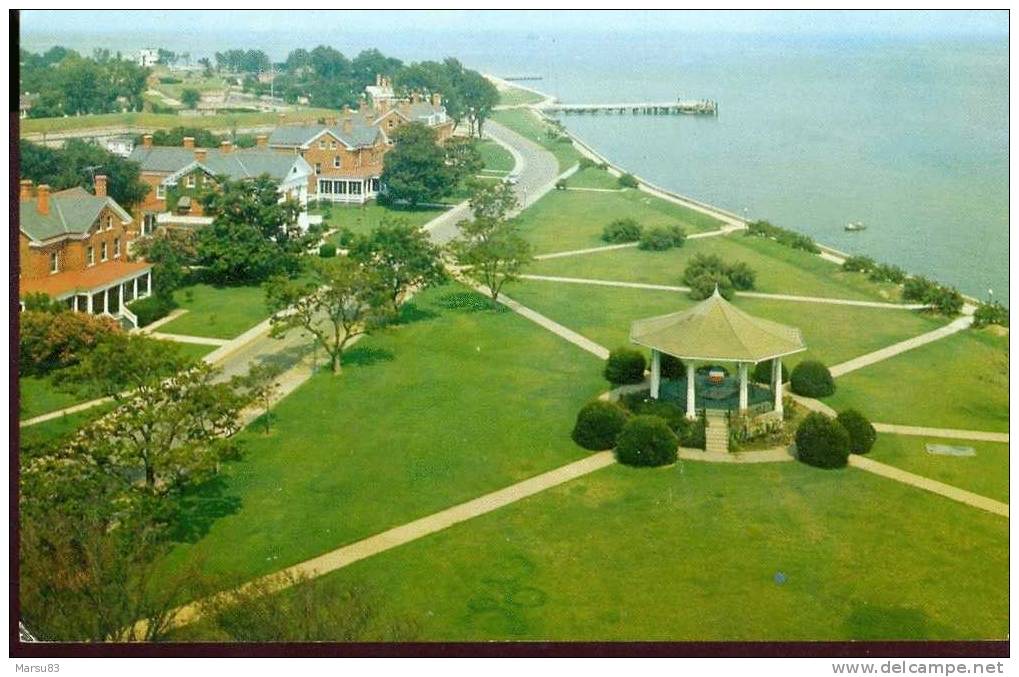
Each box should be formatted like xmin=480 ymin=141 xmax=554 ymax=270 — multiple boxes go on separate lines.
xmin=678 ymin=446 xmax=794 ymax=464
xmin=564 ymin=187 xmax=626 ymax=193
xmin=148 ymin=332 xmax=230 ymax=347
xmin=829 ymin=315 xmax=974 ymax=378
xmin=145 ymin=450 xmax=616 ymax=633
xmin=136 ymin=308 xmax=188 ymax=334
xmin=849 ymin=455 xmax=1008 ymax=518
xmin=871 ymin=423 xmax=1008 ymax=444
xmin=532 ymin=226 xmax=738 ymax=261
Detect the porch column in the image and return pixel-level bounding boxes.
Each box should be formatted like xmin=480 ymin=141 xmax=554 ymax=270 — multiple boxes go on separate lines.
xmin=87 ymin=293 xmax=93 ymax=314
xmin=685 ymin=361 xmax=696 ymax=420
xmin=103 ymin=287 xmax=110 ymax=314
xmin=738 ymin=362 xmax=749 ymax=412
xmin=146 ymin=271 xmax=152 ymax=297
xmin=773 ymin=357 xmax=784 ymax=417
xmin=650 ymin=349 xmax=661 ymax=399
xmin=117 ymin=283 xmax=123 ymax=313
xmin=133 ymin=276 xmax=139 ymax=299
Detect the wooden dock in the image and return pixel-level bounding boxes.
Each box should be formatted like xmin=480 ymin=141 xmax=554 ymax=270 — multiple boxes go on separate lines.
xmin=542 ymin=99 xmax=718 ymax=116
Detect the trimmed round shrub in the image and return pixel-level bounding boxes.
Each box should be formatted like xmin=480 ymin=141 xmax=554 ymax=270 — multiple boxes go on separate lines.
xmin=795 ymin=412 xmax=850 ymax=468
xmin=836 ymin=409 xmax=877 ymax=455
xmin=319 ymin=242 xmax=337 ymax=258
xmin=790 ymin=360 xmax=835 ymax=397
xmin=617 ymin=173 xmax=639 ymax=189
xmin=601 ymin=218 xmax=642 ymax=244
xmin=751 ymin=360 xmax=789 ymax=385
xmin=660 ymin=354 xmax=685 ymax=379
xmin=615 ymin=415 xmax=678 ymax=467
xmin=571 ymin=401 xmax=629 ymax=450
xmin=604 ymin=347 xmax=647 ymax=385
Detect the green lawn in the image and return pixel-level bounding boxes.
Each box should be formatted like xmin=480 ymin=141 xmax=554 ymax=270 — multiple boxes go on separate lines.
xmin=824 ymin=329 xmax=1008 ymax=433
xmin=563 ymin=166 xmax=624 ymax=190
xmin=318 ymin=202 xmax=447 ymax=241
xmin=21 ymin=108 xmax=336 ymax=136
xmin=195 ymin=461 xmax=1006 ymax=641
xmin=531 ymin=233 xmax=902 ymax=302
xmin=19 ymin=403 xmax=114 ymax=452
xmin=491 ymin=109 xmax=582 ymax=172
xmin=497 ymin=86 xmax=546 ymax=107
xmin=868 ymin=434 xmax=1008 ymax=503
xmin=18 ymin=375 xmax=85 ymax=421
xmin=478 ymin=139 xmax=516 ymax=174
xmin=514 ymin=189 xmax=723 ymax=255
xmin=155 ymin=283 xmax=606 ymax=591
xmin=504 ymin=280 xmax=946 ymax=369
xmin=158 ymin=284 xmax=271 ymax=340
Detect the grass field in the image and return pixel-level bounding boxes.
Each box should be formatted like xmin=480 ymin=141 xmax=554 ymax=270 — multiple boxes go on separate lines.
xmin=823 ymin=329 xmax=1008 ymax=433
xmin=155 ymin=283 xmax=606 ymax=590
xmin=478 ymin=139 xmax=516 ymax=174
xmin=530 ymin=233 xmax=902 ymax=302
xmin=563 ymin=166 xmax=622 ymax=190
xmin=21 ymin=108 xmax=337 ymax=135
xmin=491 ymin=109 xmax=582 ymax=172
xmin=18 ymin=375 xmax=85 ymax=421
xmin=497 ymin=86 xmax=547 ymax=107
xmin=317 ymin=202 xmax=448 ymax=241
xmin=159 ymin=284 xmax=271 ymax=340
xmin=504 ymin=280 xmax=947 ymax=369
xmin=19 ymin=403 xmax=115 ymax=451
xmin=514 ymin=189 xmax=723 ymax=255
xmin=197 ymin=461 xmax=1006 ymax=641
xmin=868 ymin=434 xmax=1008 ymax=503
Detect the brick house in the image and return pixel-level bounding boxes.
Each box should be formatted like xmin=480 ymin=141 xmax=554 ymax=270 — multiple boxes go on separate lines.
xmin=370 ymin=92 xmax=455 ymax=144
xmin=18 ymin=177 xmax=153 ymax=327
xmin=128 ymin=134 xmax=313 ymax=233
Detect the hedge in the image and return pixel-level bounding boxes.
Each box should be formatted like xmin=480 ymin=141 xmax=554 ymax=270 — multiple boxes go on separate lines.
xmin=836 ymin=409 xmax=877 ymax=455
xmin=790 ymin=360 xmax=835 ymax=398
xmin=128 ymin=294 xmax=178 ymax=328
xmin=604 ymin=347 xmax=646 ymax=385
xmin=618 ymin=394 xmax=705 ymax=450
xmin=614 ymin=415 xmax=678 ymax=467
xmin=751 ymin=360 xmax=789 ymax=385
xmin=571 ymin=401 xmax=629 ymax=451
xmin=973 ymin=301 xmax=1008 ymax=328
xmin=795 ymin=412 xmax=850 ymax=468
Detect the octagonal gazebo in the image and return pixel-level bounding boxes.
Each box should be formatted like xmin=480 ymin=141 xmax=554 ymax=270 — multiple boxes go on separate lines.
xmin=630 ymin=288 xmax=806 ymax=419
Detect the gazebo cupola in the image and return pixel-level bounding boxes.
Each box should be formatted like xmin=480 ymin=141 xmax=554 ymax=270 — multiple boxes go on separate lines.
xmin=629 ymin=288 xmax=806 ymax=418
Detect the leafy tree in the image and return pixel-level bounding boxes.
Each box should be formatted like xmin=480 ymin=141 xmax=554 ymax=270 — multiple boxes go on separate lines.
xmin=348 ymin=221 xmax=447 ymax=313
xmin=682 ymin=252 xmax=755 ymax=300
xmin=180 ymin=88 xmax=201 ymax=109
xmin=444 ymin=137 xmax=484 ymax=185
xmin=973 ymin=300 xmax=1008 ymax=328
xmin=380 ymin=123 xmax=455 ymax=207
xmin=19 ymin=139 xmax=150 ymax=211
xmin=55 ymin=332 xmax=194 ymax=399
xmin=132 ymin=227 xmax=198 ymax=300
xmin=459 ymin=69 xmax=500 ymax=137
xmin=20 ymin=48 xmax=149 ymax=117
xmin=242 ymin=362 xmax=284 ymax=435
xmin=266 ymin=257 xmax=393 ymax=374
xmin=19 ymin=310 xmax=122 ymax=377
xmin=451 ymin=184 xmax=531 ymax=302
xmin=638 ymin=225 xmax=686 ymax=251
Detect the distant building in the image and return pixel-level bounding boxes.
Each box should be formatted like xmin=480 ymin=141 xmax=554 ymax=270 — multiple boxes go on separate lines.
xmin=19 ymin=93 xmax=37 ymax=119
xmin=104 ymin=135 xmax=135 ymax=158
xmin=135 ymin=48 xmax=159 ymax=68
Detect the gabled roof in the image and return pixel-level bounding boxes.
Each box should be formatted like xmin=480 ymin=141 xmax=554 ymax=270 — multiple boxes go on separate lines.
xmin=630 ymin=288 xmax=807 ymax=363
xmin=130 ymin=147 xmax=311 ymax=184
xmin=20 ymin=187 xmax=132 ymax=243
xmin=267 ymin=122 xmax=382 ymax=150
xmin=128 ymin=146 xmax=197 ymax=172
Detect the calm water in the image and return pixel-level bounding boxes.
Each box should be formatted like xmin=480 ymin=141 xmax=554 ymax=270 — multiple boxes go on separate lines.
xmin=22 ymin=28 xmax=1009 ymax=301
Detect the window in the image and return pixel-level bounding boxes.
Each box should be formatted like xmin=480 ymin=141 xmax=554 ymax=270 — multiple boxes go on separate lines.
xmin=143 ymin=213 xmax=157 ymax=235
xmin=49 ymin=252 xmax=59 ymax=274
xmin=107 ymin=215 xmax=113 ymax=230
xmin=186 ymin=174 xmax=196 ymax=188
xmin=349 ymin=181 xmax=362 ymax=195
xmin=337 ymin=181 xmax=347 ymax=195
xmin=156 ymin=184 xmax=166 ymax=199
xmin=101 ymin=241 xmax=108 ymax=261
xmin=370 ymin=178 xmax=380 ymax=192
xmin=330 ymin=141 xmax=337 ymax=149
xmin=320 ymin=180 xmax=333 ymax=194
xmin=87 ymin=246 xmax=95 ymax=266
xmin=114 ymin=238 xmax=120 ymax=258
xmin=318 ymin=140 xmax=326 ymax=149
xmin=314 ymin=163 xmax=321 ymax=175
xmin=333 ymin=156 xmax=341 ymax=169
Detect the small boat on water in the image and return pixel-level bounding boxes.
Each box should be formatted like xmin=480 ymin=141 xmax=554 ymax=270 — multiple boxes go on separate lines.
xmin=844 ymin=221 xmax=867 ymax=232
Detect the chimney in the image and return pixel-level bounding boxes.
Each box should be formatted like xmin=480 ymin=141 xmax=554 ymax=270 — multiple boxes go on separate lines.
xmin=378 ymin=98 xmax=390 ymax=115
xmin=195 ymin=148 xmax=207 ymax=162
xmin=19 ymin=179 xmax=33 ymax=200
xmin=220 ymin=140 xmax=233 ymax=154
xmin=143 ymin=134 xmax=153 ymax=149
xmin=183 ymin=136 xmax=195 ymax=149
xmin=37 ymin=184 xmax=50 ymax=215
xmin=94 ymin=174 xmax=107 ymax=197
xmin=432 ymin=92 xmax=442 ymax=108
xmin=256 ymin=134 xmax=268 ymax=148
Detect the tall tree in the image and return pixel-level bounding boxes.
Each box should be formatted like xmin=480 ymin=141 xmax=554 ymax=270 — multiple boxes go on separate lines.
xmin=19 ymin=139 xmax=150 ymax=211
xmin=379 ymin=122 xmax=455 ymax=207
xmin=451 ymin=183 xmax=532 ymax=301
xmin=348 ymin=220 xmax=447 ymax=313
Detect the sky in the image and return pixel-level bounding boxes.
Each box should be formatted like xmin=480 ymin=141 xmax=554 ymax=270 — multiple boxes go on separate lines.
xmin=20 ymin=9 xmax=1009 ymax=38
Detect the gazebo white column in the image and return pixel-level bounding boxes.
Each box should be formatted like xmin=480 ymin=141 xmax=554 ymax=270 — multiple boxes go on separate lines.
xmin=738 ymin=362 xmax=749 ymax=412
xmin=650 ymin=349 xmax=661 ymax=399
xmin=773 ymin=357 xmax=784 ymax=416
xmin=685 ymin=361 xmax=696 ymax=419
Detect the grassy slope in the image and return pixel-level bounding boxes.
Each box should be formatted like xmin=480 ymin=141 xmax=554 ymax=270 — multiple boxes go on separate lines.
xmin=531 ymin=234 xmax=902 ymax=302
xmin=868 ymin=435 xmax=1008 ymax=503
xmin=319 ymin=203 xmax=447 ymax=241
xmin=220 ymin=462 xmax=1006 ymax=641
xmin=156 ymin=284 xmax=606 ymax=589
xmin=515 ymin=190 xmax=722 ymax=255
xmin=491 ymin=108 xmax=582 ymax=172
xmin=159 ymin=284 xmax=270 ymax=340
xmin=478 ymin=139 xmax=516 ymax=173
xmin=497 ymin=86 xmax=546 ymax=107
xmin=824 ymin=329 xmax=1009 ymax=432
xmin=564 ymin=166 xmax=623 ymax=190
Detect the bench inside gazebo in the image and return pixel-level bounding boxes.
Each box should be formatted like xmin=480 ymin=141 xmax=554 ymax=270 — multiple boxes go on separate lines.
xmin=630 ymin=287 xmax=806 ymax=419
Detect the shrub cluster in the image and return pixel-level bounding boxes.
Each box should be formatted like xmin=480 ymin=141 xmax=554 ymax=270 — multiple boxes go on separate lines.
xmin=555 ymin=179 xmax=568 ymax=190
xmin=745 ymin=220 xmax=820 ymax=254
xmin=638 ymin=225 xmax=686 ymax=251
xmin=902 ymin=276 xmax=963 ymax=316
xmin=571 ymin=400 xmax=629 ymax=451
xmin=867 ymin=263 xmax=907 ymax=284
xmin=617 ymin=173 xmax=639 ymax=189
xmin=790 ymin=360 xmax=835 ymax=397
xmin=318 ymin=242 xmax=337 ymax=258
xmin=751 ymin=360 xmax=789 ymax=385
xmin=973 ymin=301 xmax=1008 ymax=328
xmin=841 ymin=255 xmax=876 ymax=272
xmin=660 ymin=354 xmax=685 ymax=379
xmin=619 ymin=394 xmax=705 ymax=449
xmin=579 ymin=157 xmax=597 ymax=170
xmin=682 ymin=253 xmax=756 ymax=300
xmin=128 ymin=294 xmax=178 ymax=328
xmin=795 ymin=412 xmax=851 ymax=468
xmin=19 ymin=309 xmax=122 ymax=376
xmin=601 ymin=218 xmax=643 ymax=244
xmin=614 ymin=415 xmax=678 ymax=467
xmin=604 ymin=347 xmax=647 ymax=385
xmin=836 ymin=409 xmax=876 ymax=455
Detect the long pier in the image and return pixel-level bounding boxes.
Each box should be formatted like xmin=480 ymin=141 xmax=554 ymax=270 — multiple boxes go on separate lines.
xmin=542 ymin=99 xmax=718 ymax=116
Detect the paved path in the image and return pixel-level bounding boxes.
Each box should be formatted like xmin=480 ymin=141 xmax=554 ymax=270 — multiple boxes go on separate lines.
xmin=849 ymin=455 xmax=1008 ymax=518
xmin=678 ymin=447 xmax=794 ymax=464
xmin=564 ymin=187 xmax=626 ymax=193
xmin=136 ymin=308 xmax=188 ymax=333
xmin=532 ymin=226 xmax=739 ymax=261
xmin=829 ymin=315 xmax=973 ymax=378
xmin=143 ymin=451 xmax=616 ymax=633
xmin=148 ymin=332 xmax=229 ymax=347
xmin=871 ymin=424 xmax=1008 ymax=444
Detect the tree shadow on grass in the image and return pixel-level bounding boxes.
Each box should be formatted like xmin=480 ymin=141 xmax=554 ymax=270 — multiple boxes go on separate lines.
xmin=436 ymin=291 xmax=509 ymax=314
xmin=843 ymin=604 xmax=949 ymax=640
xmin=249 ymin=342 xmax=315 ymax=374
xmin=169 ymin=475 xmax=242 ymax=544
xmin=344 ymin=345 xmax=396 ymax=368
xmin=389 ymin=301 xmax=439 ymax=326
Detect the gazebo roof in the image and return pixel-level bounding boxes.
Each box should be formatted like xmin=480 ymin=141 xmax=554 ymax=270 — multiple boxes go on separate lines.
xmin=630 ymin=288 xmax=806 ymax=363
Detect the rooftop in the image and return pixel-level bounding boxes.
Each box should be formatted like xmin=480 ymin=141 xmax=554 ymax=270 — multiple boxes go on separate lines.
xmin=19 ymin=187 xmax=132 ymax=243
xmin=20 ymin=259 xmax=151 ymax=299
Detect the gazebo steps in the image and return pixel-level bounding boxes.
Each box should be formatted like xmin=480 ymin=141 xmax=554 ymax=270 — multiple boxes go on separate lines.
xmin=705 ymin=413 xmax=730 ymax=454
